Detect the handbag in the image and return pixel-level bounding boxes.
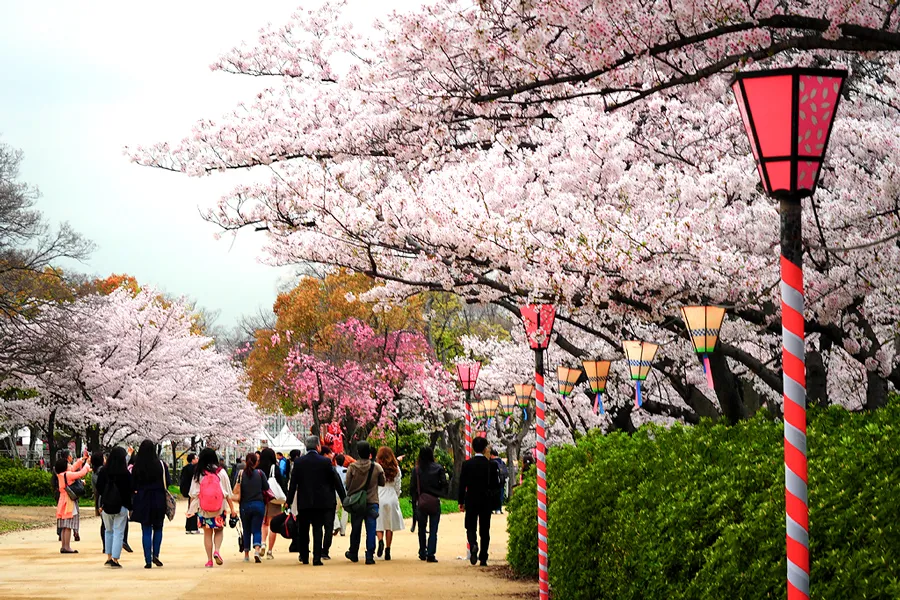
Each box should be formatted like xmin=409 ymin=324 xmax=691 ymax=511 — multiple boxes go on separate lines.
xmin=267 ymin=466 xmax=286 ymax=505
xmin=161 ymin=461 xmax=177 ymax=522
xmin=342 ymin=464 xmax=375 ymax=516
xmin=64 ymin=473 xmax=85 ymax=500
xmin=416 ymin=467 xmax=440 ymax=516
xmin=232 ymin=470 xmax=243 ymax=503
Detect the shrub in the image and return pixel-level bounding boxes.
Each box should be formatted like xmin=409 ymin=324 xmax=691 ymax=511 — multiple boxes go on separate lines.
xmin=506 ymin=399 xmax=900 ymax=599
xmin=0 ymin=465 xmax=53 ymax=498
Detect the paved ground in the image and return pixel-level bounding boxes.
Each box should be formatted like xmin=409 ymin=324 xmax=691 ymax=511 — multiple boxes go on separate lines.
xmin=0 ymin=500 xmax=533 ymax=600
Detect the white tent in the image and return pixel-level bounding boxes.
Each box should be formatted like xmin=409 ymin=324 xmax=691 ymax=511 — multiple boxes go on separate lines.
xmin=267 ymin=424 xmax=306 ymax=455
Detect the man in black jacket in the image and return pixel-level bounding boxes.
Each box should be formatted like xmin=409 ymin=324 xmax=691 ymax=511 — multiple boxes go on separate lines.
xmin=286 ymin=435 xmax=346 ymax=565
xmin=458 ymin=436 xmax=502 ymax=566
xmin=180 ymin=453 xmax=199 ymax=534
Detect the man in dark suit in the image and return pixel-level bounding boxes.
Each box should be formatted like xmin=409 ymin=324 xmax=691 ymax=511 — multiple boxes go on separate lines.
xmin=286 ymin=435 xmax=346 ymax=565
xmin=458 ymin=436 xmax=502 ymax=566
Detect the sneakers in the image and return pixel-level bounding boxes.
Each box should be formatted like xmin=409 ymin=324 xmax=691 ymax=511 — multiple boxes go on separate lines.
xmin=266 ymin=551 xmax=275 ymax=560
xmin=377 ymin=539 xmax=384 ymax=558
xmin=109 ymin=561 xmax=122 ymax=569
xmin=205 ymin=561 xmax=213 ymax=568
xmin=213 ymin=552 xmax=223 ymax=566
xmin=104 ymin=559 xmax=115 ymax=567
xmin=260 ymin=544 xmax=266 ymax=555
xmin=254 ymin=551 xmax=262 ymax=563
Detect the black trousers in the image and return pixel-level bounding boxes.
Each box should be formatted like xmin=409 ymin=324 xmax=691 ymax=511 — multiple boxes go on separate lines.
xmin=464 ymin=508 xmax=492 ymax=561
xmin=297 ymin=508 xmax=326 ymax=561
xmin=322 ymin=507 xmax=336 ymax=555
xmin=185 ymin=514 xmax=198 ymax=532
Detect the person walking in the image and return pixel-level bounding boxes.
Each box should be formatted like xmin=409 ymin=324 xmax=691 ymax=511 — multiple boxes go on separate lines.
xmin=410 ymin=446 xmax=448 ymax=562
xmin=130 ymin=440 xmax=171 ymax=569
xmin=258 ymin=447 xmax=287 ymax=559
xmin=91 ymin=450 xmax=106 ymax=553
xmin=343 ymin=441 xmax=385 ymax=565
xmin=332 ymin=454 xmax=349 ymax=538
xmin=186 ymin=448 xmax=237 ymax=568
xmin=490 ymin=449 xmax=509 ymax=514
xmin=458 ymin=437 xmax=502 ymax=566
xmin=286 ymin=435 xmax=345 ymax=565
xmin=235 ymin=452 xmax=269 ymax=563
xmin=96 ymin=447 xmax=132 ymax=568
xmin=55 ymin=449 xmax=90 ymax=554
xmin=375 ymin=446 xmax=404 ymax=561
xmin=180 ymin=453 xmax=200 ymax=534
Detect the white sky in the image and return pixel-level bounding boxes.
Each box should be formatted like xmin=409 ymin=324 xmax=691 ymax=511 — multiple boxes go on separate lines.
xmin=0 ymin=1 xmax=413 ymax=327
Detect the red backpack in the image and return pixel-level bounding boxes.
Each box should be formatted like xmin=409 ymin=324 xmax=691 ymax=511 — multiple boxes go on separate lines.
xmin=199 ymin=468 xmax=224 ymax=512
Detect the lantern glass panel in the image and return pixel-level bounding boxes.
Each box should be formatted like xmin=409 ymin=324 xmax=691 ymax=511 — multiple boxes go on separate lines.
xmin=456 ymin=361 xmax=480 ymax=391
xmin=743 ymin=75 xmax=792 ymax=157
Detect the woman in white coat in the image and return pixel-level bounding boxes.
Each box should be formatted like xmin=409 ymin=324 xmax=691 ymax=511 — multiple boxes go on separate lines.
xmin=374 ymin=446 xmax=404 ymax=560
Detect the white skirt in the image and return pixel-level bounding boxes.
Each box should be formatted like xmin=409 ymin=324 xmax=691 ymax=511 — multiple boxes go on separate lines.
xmin=376 ymin=487 xmax=405 ymax=531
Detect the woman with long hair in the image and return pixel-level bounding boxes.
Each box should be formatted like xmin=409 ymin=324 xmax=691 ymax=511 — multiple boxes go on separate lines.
xmin=91 ymin=450 xmax=106 ymax=553
xmin=374 ymin=446 xmax=404 ymax=560
xmin=130 ymin=440 xmax=171 ymax=569
xmin=410 ymin=446 xmax=448 ymax=562
xmin=258 ymin=447 xmax=286 ymax=559
xmin=236 ymin=452 xmax=269 ymax=563
xmin=186 ymin=448 xmax=236 ymax=567
xmin=55 ymin=449 xmax=90 ymax=554
xmin=95 ymin=447 xmax=132 ymax=567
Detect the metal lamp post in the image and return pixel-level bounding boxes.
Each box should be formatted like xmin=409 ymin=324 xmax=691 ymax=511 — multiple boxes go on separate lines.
xmin=680 ymin=306 xmax=727 ymax=389
xmin=519 ymin=303 xmax=556 ymax=600
xmin=581 ymin=359 xmax=612 ymax=415
xmin=731 ymin=67 xmax=848 ymax=600
xmin=456 ymin=361 xmax=481 ymax=460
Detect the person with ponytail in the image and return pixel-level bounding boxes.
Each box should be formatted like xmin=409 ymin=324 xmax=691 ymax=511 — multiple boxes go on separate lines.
xmin=236 ymin=452 xmax=269 ymax=563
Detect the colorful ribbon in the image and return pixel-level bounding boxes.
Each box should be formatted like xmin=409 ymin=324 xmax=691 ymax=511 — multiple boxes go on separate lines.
xmin=635 ymin=380 xmax=643 ymax=407
xmin=594 ymin=392 xmax=605 ymax=415
xmin=702 ymin=354 xmax=715 ymax=390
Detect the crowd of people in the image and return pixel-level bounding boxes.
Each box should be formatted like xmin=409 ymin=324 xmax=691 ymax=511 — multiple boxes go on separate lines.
xmin=53 ymin=434 xmax=509 ymax=570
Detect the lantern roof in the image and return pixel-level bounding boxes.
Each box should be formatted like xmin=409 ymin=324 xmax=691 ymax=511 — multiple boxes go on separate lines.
xmin=731 ymin=67 xmax=847 ymax=200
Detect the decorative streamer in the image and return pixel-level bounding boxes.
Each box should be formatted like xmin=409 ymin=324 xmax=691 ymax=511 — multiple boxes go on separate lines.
xmin=702 ymin=354 xmax=715 ymax=390
xmin=594 ymin=392 xmax=605 ymax=415
xmin=635 ymin=380 xmax=643 ymax=407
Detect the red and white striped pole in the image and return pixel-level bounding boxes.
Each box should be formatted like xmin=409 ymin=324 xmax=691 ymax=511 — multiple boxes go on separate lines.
xmin=464 ymin=390 xmax=472 ymax=460
xmin=534 ymin=347 xmax=550 ymax=600
xmin=781 ymin=199 xmax=808 ymax=600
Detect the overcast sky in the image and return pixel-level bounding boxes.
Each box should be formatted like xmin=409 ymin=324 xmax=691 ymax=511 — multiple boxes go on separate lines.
xmin=0 ymin=1 xmax=410 ymax=328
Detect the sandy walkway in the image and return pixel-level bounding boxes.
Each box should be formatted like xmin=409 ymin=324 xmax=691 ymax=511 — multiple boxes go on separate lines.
xmin=0 ymin=500 xmax=533 ymax=600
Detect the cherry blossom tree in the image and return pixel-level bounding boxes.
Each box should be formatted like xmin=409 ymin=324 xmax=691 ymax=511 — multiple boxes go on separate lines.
xmin=1 ymin=286 xmax=261 ymax=457
xmin=129 ymin=0 xmax=900 ymax=426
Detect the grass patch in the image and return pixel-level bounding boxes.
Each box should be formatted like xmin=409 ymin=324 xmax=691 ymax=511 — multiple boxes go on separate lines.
xmin=0 ymin=495 xmax=54 ymax=507
xmin=398 ymin=497 xmax=459 ymax=519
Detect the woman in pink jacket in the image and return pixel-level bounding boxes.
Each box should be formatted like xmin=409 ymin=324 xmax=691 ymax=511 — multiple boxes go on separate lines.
xmin=56 ymin=450 xmax=91 ymax=553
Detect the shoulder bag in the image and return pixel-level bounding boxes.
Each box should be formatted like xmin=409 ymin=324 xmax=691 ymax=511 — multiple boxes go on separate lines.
xmin=342 ymin=464 xmax=374 ymax=516
xmin=266 ymin=465 xmax=286 ymax=505
xmin=416 ymin=467 xmax=440 ymax=516
xmin=232 ymin=470 xmax=244 ymax=503
xmin=161 ymin=461 xmax=177 ymax=521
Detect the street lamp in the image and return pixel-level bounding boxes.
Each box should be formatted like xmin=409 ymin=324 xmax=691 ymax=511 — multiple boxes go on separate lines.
xmin=581 ymin=359 xmax=612 ymax=415
xmin=519 ymin=303 xmax=556 ymax=600
xmin=732 ymin=67 xmax=848 ymax=600
xmin=456 ymin=360 xmax=481 ymax=460
xmin=622 ymin=340 xmax=659 ymax=407
xmin=680 ymin=306 xmax=726 ymax=389
xmin=514 ymin=383 xmax=535 ymax=420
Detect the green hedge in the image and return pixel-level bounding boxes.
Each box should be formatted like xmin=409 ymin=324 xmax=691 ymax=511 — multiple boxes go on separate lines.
xmin=506 ymin=400 xmax=900 ymax=599
xmin=0 ymin=463 xmax=54 ymax=498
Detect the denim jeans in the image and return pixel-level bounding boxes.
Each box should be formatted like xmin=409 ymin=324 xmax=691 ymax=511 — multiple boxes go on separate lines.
xmin=240 ymin=500 xmax=266 ymax=550
xmin=348 ymin=503 xmax=379 ymax=559
xmin=101 ymin=507 xmax=129 ymax=559
xmin=141 ymin=520 xmax=163 ymax=565
xmin=416 ymin=511 xmax=441 ymax=558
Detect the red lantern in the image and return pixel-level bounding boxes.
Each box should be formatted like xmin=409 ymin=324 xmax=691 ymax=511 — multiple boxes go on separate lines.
xmin=521 ymin=304 xmax=556 ymax=349
xmin=731 ymin=68 xmax=847 ymax=199
xmin=455 ymin=361 xmax=480 ymax=391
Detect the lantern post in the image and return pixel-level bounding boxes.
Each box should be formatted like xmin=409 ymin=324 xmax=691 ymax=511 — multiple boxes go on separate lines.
xmin=732 ymin=67 xmax=847 ymax=600
xmin=519 ymin=304 xmax=556 ymax=600
xmin=455 ymin=361 xmax=481 ymax=460
xmin=622 ymin=340 xmax=659 ymax=407
xmin=581 ymin=359 xmax=612 ymax=415
xmin=680 ymin=306 xmax=726 ymax=389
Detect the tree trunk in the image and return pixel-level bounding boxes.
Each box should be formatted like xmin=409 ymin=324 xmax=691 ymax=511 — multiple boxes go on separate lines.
xmin=446 ymin=419 xmax=465 ymax=499
xmin=46 ymin=409 xmax=57 ymax=464
xmin=806 ymin=346 xmax=829 ymax=408
xmin=708 ymin=350 xmax=745 ymax=424
xmin=865 ymin=370 xmax=888 ymax=411
xmin=86 ymin=425 xmax=101 ymax=454
xmin=27 ymin=426 xmax=38 ymax=468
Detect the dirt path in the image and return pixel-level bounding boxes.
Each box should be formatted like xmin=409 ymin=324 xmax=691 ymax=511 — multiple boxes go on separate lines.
xmin=0 ymin=500 xmax=533 ymax=600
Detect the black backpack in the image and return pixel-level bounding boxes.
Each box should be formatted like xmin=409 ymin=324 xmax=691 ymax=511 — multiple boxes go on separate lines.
xmin=102 ymin=477 xmax=123 ymax=514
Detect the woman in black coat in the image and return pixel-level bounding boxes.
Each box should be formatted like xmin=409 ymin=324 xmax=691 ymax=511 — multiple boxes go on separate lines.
xmin=95 ymin=447 xmax=133 ymax=567
xmin=410 ymin=446 xmax=449 ymax=563
xmin=130 ymin=440 xmax=170 ymax=569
